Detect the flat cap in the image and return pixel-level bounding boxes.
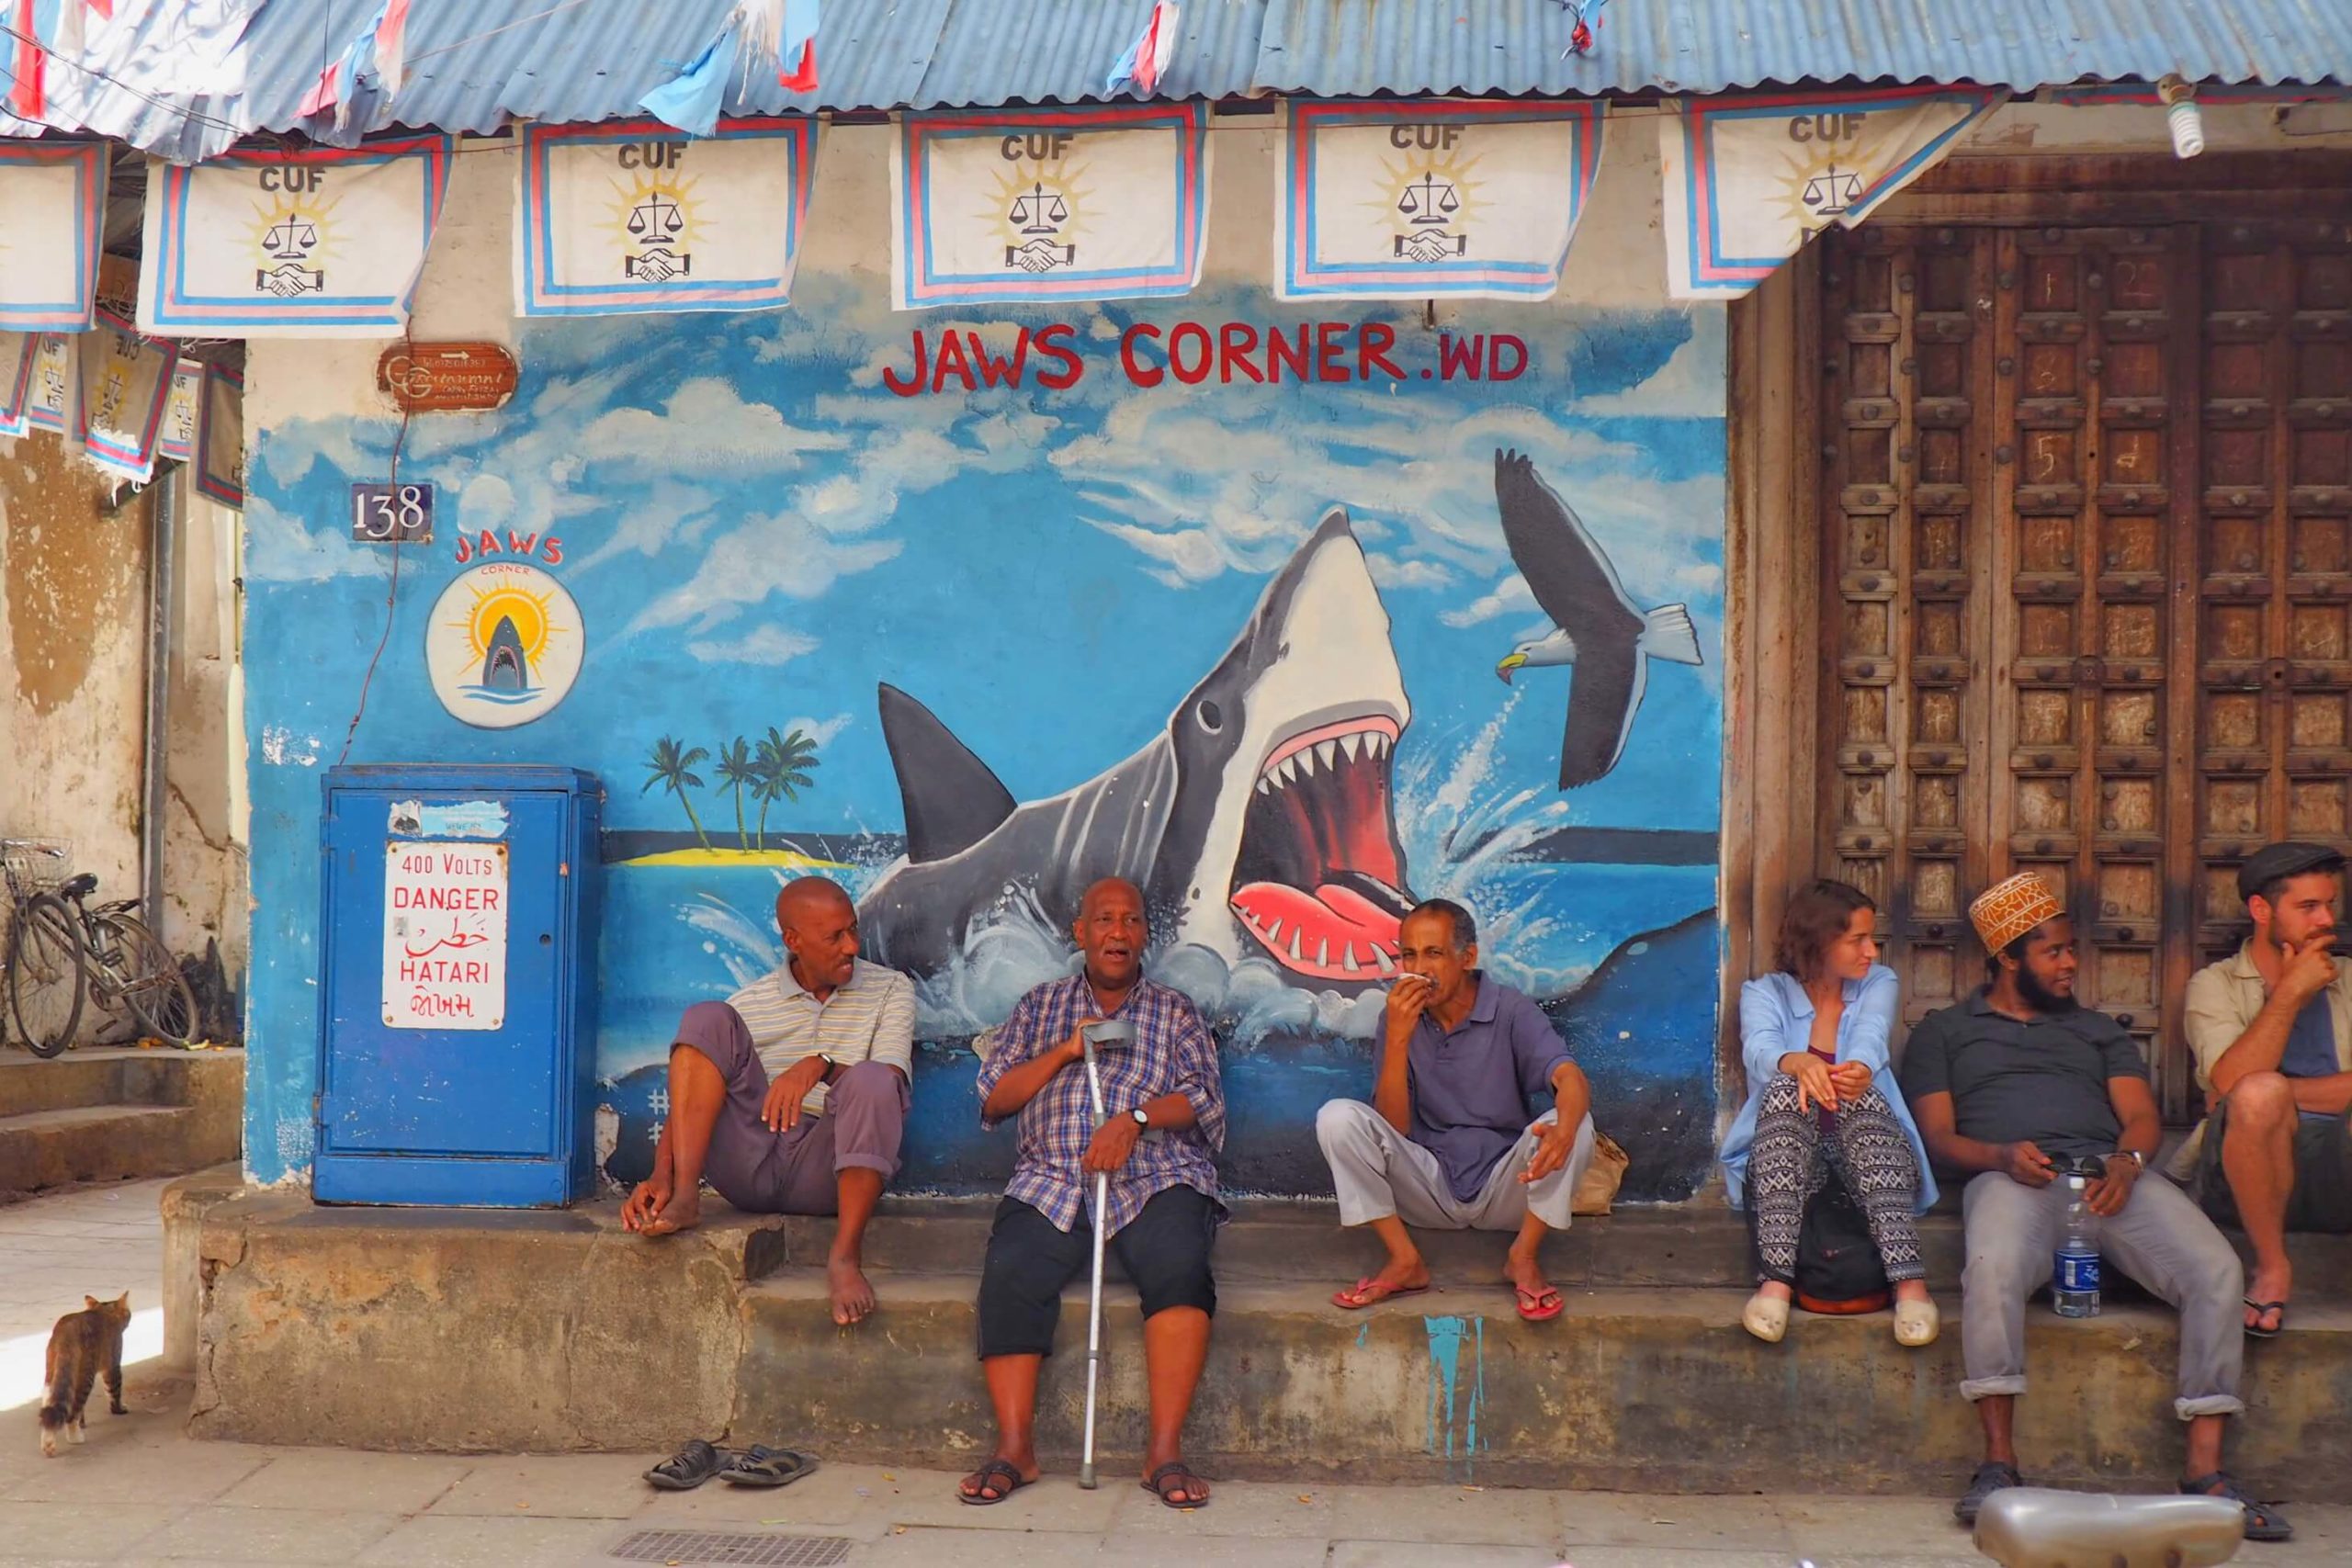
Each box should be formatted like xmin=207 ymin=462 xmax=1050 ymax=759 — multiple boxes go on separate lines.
xmin=2237 ymin=841 xmax=2347 ymax=903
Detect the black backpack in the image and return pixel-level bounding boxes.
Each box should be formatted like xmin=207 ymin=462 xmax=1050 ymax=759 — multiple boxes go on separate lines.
xmin=1747 ymin=1178 xmax=1892 ymax=1313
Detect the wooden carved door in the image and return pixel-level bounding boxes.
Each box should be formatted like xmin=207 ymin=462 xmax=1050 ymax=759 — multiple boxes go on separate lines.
xmin=1817 ymin=218 xmax=2352 ymax=1118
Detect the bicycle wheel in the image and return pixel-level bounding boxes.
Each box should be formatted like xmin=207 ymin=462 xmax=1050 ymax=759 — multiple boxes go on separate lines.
xmin=91 ymin=914 xmax=198 ymax=1044
xmin=7 ymin=895 xmax=85 ymax=1056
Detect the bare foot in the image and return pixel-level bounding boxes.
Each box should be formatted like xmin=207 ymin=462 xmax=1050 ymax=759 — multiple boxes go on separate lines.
xmin=2245 ymin=1260 xmax=2291 ymax=1333
xmin=640 ymin=1188 xmax=702 ymax=1236
xmin=829 ymin=1258 xmax=876 ymax=1325
xmin=1894 ymin=1278 xmax=1931 ymax=1305
xmin=1332 ymin=1256 xmax=1431 ymax=1308
xmin=1754 ymin=1280 xmax=1795 ymax=1303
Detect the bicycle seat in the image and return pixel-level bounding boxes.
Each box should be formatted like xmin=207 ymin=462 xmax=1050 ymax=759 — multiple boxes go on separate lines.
xmin=58 ymin=873 xmax=98 ymax=900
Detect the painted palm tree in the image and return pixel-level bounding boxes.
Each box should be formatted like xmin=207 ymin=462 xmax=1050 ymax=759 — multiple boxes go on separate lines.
xmin=713 ymin=736 xmax=760 ymax=851
xmin=752 ymin=725 xmax=821 ymax=851
xmin=642 ymin=736 xmax=712 ymax=851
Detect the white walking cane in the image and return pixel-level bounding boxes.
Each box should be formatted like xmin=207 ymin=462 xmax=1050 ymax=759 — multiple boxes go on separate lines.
xmin=1075 ymin=1017 xmax=1132 ymax=1490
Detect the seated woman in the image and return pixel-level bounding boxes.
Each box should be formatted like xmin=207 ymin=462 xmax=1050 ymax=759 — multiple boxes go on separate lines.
xmin=1720 ymin=879 xmax=1940 ymax=1347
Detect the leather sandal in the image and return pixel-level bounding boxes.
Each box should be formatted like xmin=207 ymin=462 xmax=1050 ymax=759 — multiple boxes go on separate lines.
xmin=2182 ymin=1472 xmax=2293 ymax=1542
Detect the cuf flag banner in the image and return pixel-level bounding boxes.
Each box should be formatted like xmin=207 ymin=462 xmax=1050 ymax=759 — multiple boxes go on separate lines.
xmin=22 ymin=332 xmax=82 ymax=442
xmin=158 ymin=359 xmax=204 ymax=463
xmin=515 ymin=118 xmax=819 ymax=317
xmin=1662 ymin=85 xmax=1998 ymax=299
xmin=0 ymin=141 xmax=104 ymax=330
xmin=197 ymin=363 xmax=244 ymax=509
xmin=1276 ymin=100 xmax=1605 ymax=301
xmin=139 ymin=135 xmax=453 ymax=337
xmin=890 ymin=103 xmax=1209 ymax=310
xmin=0 ymin=332 xmax=38 ymax=437
xmin=79 ymin=309 xmax=178 ymax=482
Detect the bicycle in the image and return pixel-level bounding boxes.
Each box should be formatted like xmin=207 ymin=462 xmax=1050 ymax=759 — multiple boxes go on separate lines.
xmin=4 ymin=838 xmax=85 ymax=1057
xmin=56 ymin=873 xmax=199 ymax=1051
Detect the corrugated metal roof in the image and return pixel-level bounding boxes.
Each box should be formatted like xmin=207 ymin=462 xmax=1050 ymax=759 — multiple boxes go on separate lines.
xmin=1254 ymin=0 xmax=2352 ymax=98
xmin=8 ymin=0 xmax=2350 ymax=163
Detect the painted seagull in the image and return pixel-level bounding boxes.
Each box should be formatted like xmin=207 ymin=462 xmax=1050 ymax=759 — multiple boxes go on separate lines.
xmin=857 ymin=510 xmax=1418 ymax=988
xmin=1491 ymin=448 xmax=1703 ymax=790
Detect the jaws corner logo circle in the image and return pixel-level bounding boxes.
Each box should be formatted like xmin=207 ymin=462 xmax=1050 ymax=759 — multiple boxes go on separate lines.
xmin=425 ymin=561 xmax=584 ymax=729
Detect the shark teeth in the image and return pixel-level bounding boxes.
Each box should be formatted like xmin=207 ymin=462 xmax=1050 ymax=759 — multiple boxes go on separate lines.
xmin=1340 ymin=733 xmax=1361 ymax=763
xmin=1289 ymin=926 xmax=1305 ymax=963
xmin=1371 ymin=944 xmax=1396 ymax=974
xmin=1342 ymin=943 xmax=1362 ymax=974
xmin=1253 ymin=719 xmax=1399 ymax=791
xmin=1315 ymin=739 xmax=1339 ymax=771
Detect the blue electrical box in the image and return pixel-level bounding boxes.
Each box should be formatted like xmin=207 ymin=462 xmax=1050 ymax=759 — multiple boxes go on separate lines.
xmin=313 ymin=765 xmax=603 ymax=1207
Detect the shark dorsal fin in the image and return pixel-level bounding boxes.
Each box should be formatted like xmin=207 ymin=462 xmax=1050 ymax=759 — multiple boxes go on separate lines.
xmin=877 ymin=683 xmax=1017 ymax=863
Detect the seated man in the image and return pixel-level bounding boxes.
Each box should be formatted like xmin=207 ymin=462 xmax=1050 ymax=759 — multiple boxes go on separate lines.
xmin=2178 ymin=841 xmax=2352 ymax=1336
xmin=958 ymin=877 xmax=1225 ymax=1512
xmin=1900 ymin=873 xmax=2289 ymax=1542
xmin=1315 ymin=897 xmax=1596 ymax=1323
xmin=621 ymin=876 xmax=913 ymax=1326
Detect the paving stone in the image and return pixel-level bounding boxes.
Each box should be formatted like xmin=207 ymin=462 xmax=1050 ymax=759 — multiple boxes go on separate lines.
xmin=425 ymin=1453 xmax=663 ymax=1518
xmin=136 ymin=1504 xmax=402 ymax=1562
xmin=356 ymin=1513 xmax=616 ymax=1567
xmin=0 ymin=1500 xmax=182 ymax=1559
xmin=215 ymin=1450 xmax=471 ymax=1514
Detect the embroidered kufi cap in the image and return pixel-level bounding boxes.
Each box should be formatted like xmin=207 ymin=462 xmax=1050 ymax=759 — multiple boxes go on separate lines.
xmin=1969 ymin=873 xmax=2064 ymax=954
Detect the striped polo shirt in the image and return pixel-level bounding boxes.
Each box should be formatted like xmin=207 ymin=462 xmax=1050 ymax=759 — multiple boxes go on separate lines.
xmin=728 ymin=958 xmax=916 ymax=1116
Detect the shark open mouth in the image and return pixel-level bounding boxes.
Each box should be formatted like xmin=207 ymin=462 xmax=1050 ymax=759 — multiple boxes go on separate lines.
xmin=1228 ymin=715 xmax=1414 ymax=981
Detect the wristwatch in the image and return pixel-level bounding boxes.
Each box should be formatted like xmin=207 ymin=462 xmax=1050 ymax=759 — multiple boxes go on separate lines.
xmin=1131 ymin=1107 xmax=1151 ymax=1129
xmin=2113 ymin=1148 xmax=2145 ymax=1171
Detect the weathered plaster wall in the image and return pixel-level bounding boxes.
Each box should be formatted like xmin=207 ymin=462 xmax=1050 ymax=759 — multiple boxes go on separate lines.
xmin=162 ymin=487 xmax=250 ymax=1039
xmin=0 ymin=434 xmax=149 ymax=919
xmin=241 ymin=120 xmax=1728 ymax=1195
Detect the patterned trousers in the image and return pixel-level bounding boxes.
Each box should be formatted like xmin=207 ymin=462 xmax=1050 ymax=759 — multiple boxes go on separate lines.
xmin=1748 ymin=1074 xmax=1926 ymax=1285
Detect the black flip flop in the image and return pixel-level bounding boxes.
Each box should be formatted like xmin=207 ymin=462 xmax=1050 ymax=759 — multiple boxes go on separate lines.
xmin=720 ymin=1448 xmax=819 ymax=1489
xmin=2244 ymin=1298 xmax=2286 ymax=1338
xmin=958 ymin=1458 xmax=1034 ymax=1506
xmin=1141 ymin=1461 xmax=1212 ymax=1511
xmin=644 ymin=1438 xmax=735 ymax=1491
xmin=2183 ymin=1471 xmax=2294 ymax=1542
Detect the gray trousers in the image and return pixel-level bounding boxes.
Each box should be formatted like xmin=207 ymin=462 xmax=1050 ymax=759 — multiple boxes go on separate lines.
xmin=673 ymin=1000 xmax=909 ymax=1215
xmin=1316 ymin=1099 xmax=1595 ymax=1232
xmin=1960 ymin=1170 xmax=2245 ymax=1420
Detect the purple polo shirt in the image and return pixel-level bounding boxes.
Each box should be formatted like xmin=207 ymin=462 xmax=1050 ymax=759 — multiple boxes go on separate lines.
xmin=1378 ymin=972 xmax=1573 ymax=1202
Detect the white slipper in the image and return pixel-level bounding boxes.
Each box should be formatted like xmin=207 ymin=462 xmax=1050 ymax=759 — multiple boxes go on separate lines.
xmin=1741 ymin=1290 xmax=1790 ymax=1344
xmin=1894 ymin=1296 xmax=1940 ymax=1348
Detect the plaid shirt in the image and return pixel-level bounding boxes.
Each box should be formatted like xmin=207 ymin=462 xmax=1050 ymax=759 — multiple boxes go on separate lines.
xmin=974 ymin=972 xmax=1226 ymax=1235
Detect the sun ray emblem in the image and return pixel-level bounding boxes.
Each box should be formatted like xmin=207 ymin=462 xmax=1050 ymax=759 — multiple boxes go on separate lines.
xmin=1369 ymin=151 xmax=1486 ymax=264
xmin=426 ymin=562 xmax=585 ymax=730
xmin=607 ymin=172 xmax=705 ymax=282
xmin=249 ymin=191 xmax=343 ymax=297
xmin=1775 ymin=141 xmax=1870 ymax=238
xmin=986 ymin=159 xmax=1091 ymax=273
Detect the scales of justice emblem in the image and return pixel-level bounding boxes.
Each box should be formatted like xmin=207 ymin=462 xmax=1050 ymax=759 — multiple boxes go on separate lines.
xmin=252 ymin=197 xmax=329 ymax=297
xmin=623 ymin=185 xmax=693 ymax=281
xmin=1003 ymin=179 xmax=1077 ymax=272
xmin=1392 ymin=166 xmax=1469 ymax=263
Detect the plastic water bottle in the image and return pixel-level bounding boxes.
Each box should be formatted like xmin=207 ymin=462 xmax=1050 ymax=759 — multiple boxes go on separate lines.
xmin=2052 ymin=1174 xmax=2101 ymax=1318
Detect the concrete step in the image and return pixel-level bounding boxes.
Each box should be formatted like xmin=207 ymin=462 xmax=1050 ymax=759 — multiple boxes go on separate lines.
xmin=178 ymin=1180 xmax=2352 ymax=1496
xmin=739 ymin=1195 xmax=2352 ymax=1298
xmin=0 ymin=1103 xmax=193 ymax=1194
xmin=0 ymin=1046 xmax=243 ymax=1198
xmin=734 ymin=1271 xmax=2352 ymax=1497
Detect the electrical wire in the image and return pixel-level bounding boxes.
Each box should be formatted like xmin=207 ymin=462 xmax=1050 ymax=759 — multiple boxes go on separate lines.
xmin=333 ymin=335 xmax=416 ymax=770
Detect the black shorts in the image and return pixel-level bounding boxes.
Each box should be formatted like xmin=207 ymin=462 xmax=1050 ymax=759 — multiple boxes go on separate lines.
xmin=975 ymin=1185 xmax=1219 ymax=1360
xmin=2193 ymin=1097 xmax=2352 ymax=1235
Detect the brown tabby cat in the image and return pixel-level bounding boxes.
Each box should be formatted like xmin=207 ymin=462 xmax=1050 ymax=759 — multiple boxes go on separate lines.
xmin=38 ymin=1292 xmax=130 ymax=1458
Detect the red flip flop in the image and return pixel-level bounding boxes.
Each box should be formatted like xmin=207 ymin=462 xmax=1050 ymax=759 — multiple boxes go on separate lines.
xmin=1514 ymin=1284 xmax=1564 ymax=1323
xmin=1332 ymin=1277 xmax=1430 ymax=1311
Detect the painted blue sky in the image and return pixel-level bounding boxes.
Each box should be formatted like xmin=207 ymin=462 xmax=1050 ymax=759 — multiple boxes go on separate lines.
xmin=245 ymin=274 xmax=1726 ymax=843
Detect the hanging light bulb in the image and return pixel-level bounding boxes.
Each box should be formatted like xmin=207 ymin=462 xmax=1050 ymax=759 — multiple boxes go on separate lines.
xmin=2158 ymin=74 xmax=2205 ymax=159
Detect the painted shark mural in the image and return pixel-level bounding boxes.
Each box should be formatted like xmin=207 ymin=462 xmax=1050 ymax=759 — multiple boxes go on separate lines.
xmin=235 ymin=275 xmax=1727 ymax=1201
xmin=859 ymin=511 xmax=1416 ymax=987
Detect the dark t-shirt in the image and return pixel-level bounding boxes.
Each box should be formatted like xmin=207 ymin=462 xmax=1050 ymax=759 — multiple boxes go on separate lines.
xmin=1379 ymin=973 xmax=1571 ymax=1203
xmin=1897 ymin=990 xmax=2149 ymax=1164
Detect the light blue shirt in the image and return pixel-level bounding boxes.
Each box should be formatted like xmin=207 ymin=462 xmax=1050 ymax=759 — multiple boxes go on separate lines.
xmin=1718 ymin=964 xmax=1938 ymax=1212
